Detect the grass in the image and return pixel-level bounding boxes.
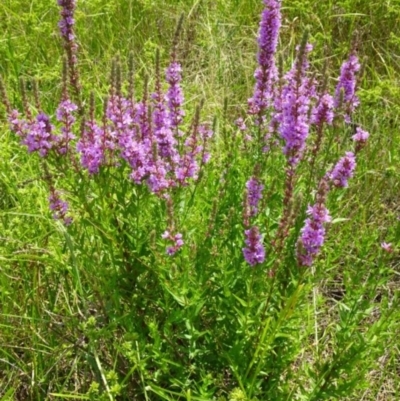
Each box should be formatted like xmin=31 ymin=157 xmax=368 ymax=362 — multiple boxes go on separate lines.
xmin=1 ymin=0 xmax=400 ymax=400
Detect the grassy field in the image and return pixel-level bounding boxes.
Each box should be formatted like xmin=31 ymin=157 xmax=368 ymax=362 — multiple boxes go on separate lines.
xmin=1 ymin=0 xmax=400 ymax=400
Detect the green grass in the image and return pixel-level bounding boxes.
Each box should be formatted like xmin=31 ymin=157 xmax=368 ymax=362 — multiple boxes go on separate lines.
xmin=1 ymin=0 xmax=400 ymax=400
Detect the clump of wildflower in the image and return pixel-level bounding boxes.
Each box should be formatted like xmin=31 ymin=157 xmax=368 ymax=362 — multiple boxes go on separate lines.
xmin=329 ymin=151 xmax=356 ymax=188
xmin=162 ymin=230 xmax=184 ymax=255
xmin=49 ymin=189 xmax=72 ymax=225
xmin=248 ymin=0 xmax=282 ymax=118
xmin=243 ymin=226 xmax=266 ymax=266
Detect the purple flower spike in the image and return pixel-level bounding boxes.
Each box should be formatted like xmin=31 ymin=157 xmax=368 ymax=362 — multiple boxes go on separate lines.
xmin=311 ymin=93 xmax=334 ymax=126
xmin=329 ymin=151 xmax=356 ymax=188
xmin=278 ymin=43 xmax=314 ymax=166
xmin=246 ymin=177 xmax=264 ymax=217
xmin=8 ymin=110 xmax=28 ymax=138
xmin=352 ymin=127 xmax=369 ymax=143
xmin=49 ymin=189 xmax=72 ymax=226
xmin=56 ymin=99 xmax=77 ymax=154
xmin=334 ymin=52 xmax=360 ymax=121
xmin=352 ymin=126 xmax=369 ymax=152
xmin=243 ymin=226 xmax=266 ymax=266
xmin=248 ymin=0 xmax=281 ymax=118
xmin=166 ymin=61 xmax=185 ymax=131
xmin=297 ymin=203 xmax=331 ymax=267
xmin=58 ymin=0 xmax=77 ymax=44
xmin=22 ymin=113 xmax=56 ymax=157
xmin=76 ymin=121 xmax=105 ymax=174
xmin=162 ymin=230 xmax=184 ymax=255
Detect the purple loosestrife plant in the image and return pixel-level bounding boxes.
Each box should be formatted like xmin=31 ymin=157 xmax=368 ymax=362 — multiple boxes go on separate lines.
xmin=240 ymin=2 xmax=369 ymax=268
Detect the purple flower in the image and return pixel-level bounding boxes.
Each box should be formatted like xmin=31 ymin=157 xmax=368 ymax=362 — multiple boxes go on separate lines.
xmin=352 ymin=126 xmax=369 ymax=152
xmin=174 ymin=124 xmax=212 ymax=186
xmin=56 ymin=99 xmax=77 ymax=154
xmin=297 ymin=203 xmax=331 ymax=266
xmin=334 ymin=53 xmax=360 ymax=121
xmin=8 ymin=109 xmax=28 ymax=138
xmin=381 ymin=242 xmax=393 ymax=253
xmin=165 ymin=61 xmax=185 ymax=131
xmin=329 ymin=151 xmax=356 ymax=188
xmin=352 ymin=127 xmax=369 ymax=143
xmin=278 ymin=43 xmax=315 ymax=165
xmin=235 ymin=117 xmax=247 ymax=132
xmin=57 ymin=0 xmax=77 ymax=44
xmin=245 ymin=177 xmax=264 ymax=217
xmin=243 ymin=226 xmax=265 ymax=266
xmin=248 ymin=0 xmax=281 ymax=117
xmin=311 ymin=93 xmax=334 ymax=126
xmin=22 ymin=113 xmax=56 ymax=157
xmin=49 ymin=189 xmax=72 ymax=225
xmin=162 ymin=231 xmax=184 ymax=255
xmin=76 ymin=120 xmax=105 ymax=174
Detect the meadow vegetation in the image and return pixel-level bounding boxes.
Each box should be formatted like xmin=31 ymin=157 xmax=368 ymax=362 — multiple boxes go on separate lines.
xmin=0 ymin=0 xmax=399 ymax=400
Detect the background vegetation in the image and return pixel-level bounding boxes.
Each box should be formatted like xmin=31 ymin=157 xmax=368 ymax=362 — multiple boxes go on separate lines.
xmin=0 ymin=0 xmax=399 ymax=400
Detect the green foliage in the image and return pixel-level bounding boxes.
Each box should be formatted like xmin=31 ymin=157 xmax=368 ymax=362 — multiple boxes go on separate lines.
xmin=1 ymin=0 xmax=400 ymax=400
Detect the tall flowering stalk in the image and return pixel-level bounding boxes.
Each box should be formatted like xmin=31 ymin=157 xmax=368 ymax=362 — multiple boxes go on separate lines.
xmin=328 ymin=151 xmax=356 ymax=188
xmin=297 ymin=178 xmax=330 ymax=266
xmin=243 ymin=226 xmax=266 ymax=266
xmin=242 ymin=168 xmax=266 ymax=266
xmin=334 ymin=52 xmax=361 ymax=122
xmin=297 ymin=151 xmax=358 ymax=266
xmin=57 ymin=0 xmax=81 ymax=105
xmin=278 ymin=40 xmax=315 ymax=166
xmin=241 ymin=0 xmax=281 ymax=266
xmin=56 ymin=61 xmax=78 ymax=155
xmin=49 ymin=188 xmax=73 ymax=226
xmin=166 ymin=15 xmax=185 ymax=134
xmin=248 ymin=0 xmax=281 ymax=122
xmin=76 ymin=93 xmax=105 ymax=174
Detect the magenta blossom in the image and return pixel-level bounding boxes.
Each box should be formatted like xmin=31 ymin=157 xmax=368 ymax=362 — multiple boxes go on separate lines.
xmin=297 ymin=203 xmax=331 ymax=267
xmin=329 ymin=151 xmax=356 ymax=188
xmin=243 ymin=226 xmax=265 ymax=266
